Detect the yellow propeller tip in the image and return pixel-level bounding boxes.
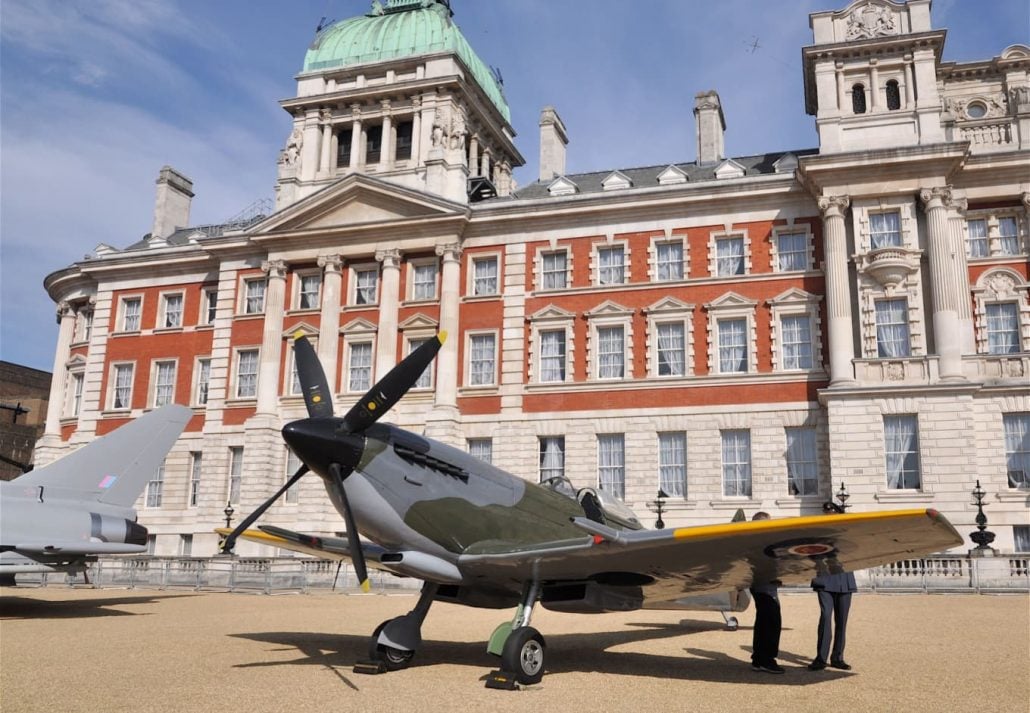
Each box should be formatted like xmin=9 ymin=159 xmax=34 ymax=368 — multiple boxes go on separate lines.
xmin=438 ymin=330 xmax=448 ymax=344
xmin=360 ymin=579 xmax=371 ymax=593
xmin=293 ymin=330 xmax=305 ymax=340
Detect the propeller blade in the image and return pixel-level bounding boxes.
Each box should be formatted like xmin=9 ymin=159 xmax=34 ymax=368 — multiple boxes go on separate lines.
xmin=330 ymin=462 xmax=369 ymax=592
xmin=294 ymin=334 xmax=334 ymax=418
xmin=219 ymin=464 xmax=309 ymax=554
xmin=340 ymin=331 xmax=446 ymax=434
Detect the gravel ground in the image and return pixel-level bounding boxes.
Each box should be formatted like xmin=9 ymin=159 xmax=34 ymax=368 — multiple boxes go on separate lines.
xmin=1 ymin=586 xmax=1027 ymax=713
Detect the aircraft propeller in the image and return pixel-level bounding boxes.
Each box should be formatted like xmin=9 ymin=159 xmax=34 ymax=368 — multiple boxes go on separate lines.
xmin=220 ymin=330 xmax=446 ymax=593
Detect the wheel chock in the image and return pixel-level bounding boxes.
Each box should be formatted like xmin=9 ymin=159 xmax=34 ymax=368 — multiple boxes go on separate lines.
xmin=484 ymin=670 xmax=519 ymax=690
xmin=352 ymin=660 xmax=388 ymax=675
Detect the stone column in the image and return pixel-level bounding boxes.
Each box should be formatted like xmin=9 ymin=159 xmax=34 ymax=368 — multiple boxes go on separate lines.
xmin=319 ymin=109 xmax=333 ymax=178
xmin=869 ymin=59 xmax=880 ymax=110
xmin=468 ymin=134 xmax=479 ymax=174
xmin=349 ymin=105 xmax=362 ymax=171
xmin=379 ymin=100 xmax=392 ymax=170
xmin=375 ymin=248 xmax=401 ymax=378
xmin=835 ymin=61 xmax=847 ymax=113
xmin=300 ymin=109 xmax=321 ymax=182
xmin=434 ymin=242 xmax=462 ymax=413
xmin=818 ymin=195 xmax=856 ymax=385
xmin=921 ymin=187 xmax=967 ymax=381
xmin=317 ymin=255 xmax=343 ymax=394
xmin=949 ymin=196 xmax=975 ymax=353
xmin=903 ymin=55 xmax=915 ymax=106
xmin=43 ymin=301 xmax=76 ymax=437
xmin=411 ymin=97 xmax=422 ymax=166
xmin=256 ymin=259 xmax=288 ymax=416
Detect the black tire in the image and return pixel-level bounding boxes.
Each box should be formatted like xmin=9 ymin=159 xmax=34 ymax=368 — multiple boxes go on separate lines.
xmin=369 ymin=620 xmax=416 ymax=671
xmin=500 ymin=626 xmax=546 ymax=685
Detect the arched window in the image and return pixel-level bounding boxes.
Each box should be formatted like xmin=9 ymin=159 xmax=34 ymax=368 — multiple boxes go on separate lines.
xmin=852 ymin=84 xmax=867 ymax=114
xmin=886 ymin=80 xmax=901 ymax=110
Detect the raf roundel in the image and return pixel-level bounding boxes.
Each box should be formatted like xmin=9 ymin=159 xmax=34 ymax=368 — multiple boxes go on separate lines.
xmin=763 ymin=538 xmax=837 ymax=560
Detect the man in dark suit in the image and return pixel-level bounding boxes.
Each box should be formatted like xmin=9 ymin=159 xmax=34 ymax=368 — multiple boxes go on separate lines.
xmin=808 ymin=567 xmax=858 ymax=671
xmin=749 ymin=511 xmax=784 ymax=674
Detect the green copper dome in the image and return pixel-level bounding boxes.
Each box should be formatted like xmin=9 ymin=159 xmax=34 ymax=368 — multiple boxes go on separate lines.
xmin=304 ymin=0 xmax=510 ymax=122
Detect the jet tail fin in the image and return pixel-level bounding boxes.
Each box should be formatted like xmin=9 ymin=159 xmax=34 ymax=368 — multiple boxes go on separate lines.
xmin=15 ymin=405 xmax=192 ymax=508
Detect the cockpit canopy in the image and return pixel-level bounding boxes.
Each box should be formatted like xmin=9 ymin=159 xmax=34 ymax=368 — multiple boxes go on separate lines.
xmin=540 ymin=477 xmax=643 ymax=531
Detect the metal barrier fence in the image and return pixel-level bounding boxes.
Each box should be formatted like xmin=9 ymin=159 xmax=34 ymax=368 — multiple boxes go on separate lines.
xmin=15 ymin=555 xmax=1030 ymax=594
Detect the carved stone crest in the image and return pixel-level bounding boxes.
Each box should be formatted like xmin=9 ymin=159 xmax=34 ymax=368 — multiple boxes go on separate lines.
xmin=846 ymin=3 xmax=898 ymax=40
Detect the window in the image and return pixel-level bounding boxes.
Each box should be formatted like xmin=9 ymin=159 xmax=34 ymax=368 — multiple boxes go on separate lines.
xmin=718 ymin=318 xmax=747 ymax=373
xmin=1004 ymin=413 xmax=1029 ymax=489
xmin=715 ymin=236 xmax=744 ymax=276
xmin=655 ymin=241 xmax=683 ymax=282
xmin=869 ymin=211 xmax=902 ymax=249
xmin=337 ymin=128 xmax=352 ymax=167
xmin=194 ymin=358 xmax=211 ymax=406
xmin=598 ymin=434 xmax=625 ymax=500
xmin=146 ymin=535 xmax=156 ymax=555
xmin=347 ymin=341 xmax=373 ymax=392
xmin=243 ymin=278 xmax=266 ymax=314
xmin=179 ymin=534 xmax=193 ymax=557
xmin=412 ymin=262 xmax=438 ymax=301
xmin=596 ymin=326 xmax=625 ymax=379
xmin=67 ymin=371 xmax=84 ymax=417
xmin=721 ymin=430 xmax=752 ymax=497
xmin=235 ymin=349 xmax=259 ymax=399
xmin=354 ymin=268 xmax=378 ymax=305
xmin=776 ymin=232 xmax=809 ymax=272
xmin=852 ymin=83 xmax=866 ymax=114
xmin=161 ymin=293 xmax=183 ymax=329
xmin=786 ymin=427 xmax=818 ymax=496
xmin=998 ymin=217 xmax=1020 ymax=255
xmin=395 ymin=120 xmax=413 ymax=161
xmin=884 ymin=415 xmax=920 ymax=489
xmin=1015 ymin=526 xmax=1030 ymax=552
xmin=408 ymin=338 xmax=433 ymax=389
xmin=876 ymin=299 xmax=911 ymax=357
xmin=188 ymin=451 xmax=202 ymax=507
xmin=111 ymin=363 xmax=134 ymax=410
xmin=658 ymin=432 xmax=686 ymax=498
xmin=986 ymin=303 xmax=1019 ymax=354
xmin=121 ymin=297 xmax=142 ymax=332
xmin=152 ymin=361 xmax=176 ymax=407
xmin=468 ymin=333 xmax=496 ymax=386
xmin=781 ymin=315 xmax=814 ymax=369
xmin=201 ymin=288 xmax=218 ymax=325
xmin=297 ymin=274 xmax=321 ymax=310
xmin=75 ymin=309 xmax=93 ymax=342
xmin=468 ymin=438 xmax=492 ymax=464
xmin=365 ymin=124 xmax=383 ymax=164
xmin=885 ymin=79 xmax=901 ymax=110
xmin=539 ymin=330 xmax=567 ymax=382
xmin=472 ymin=256 xmax=499 ymax=296
xmin=146 ymin=463 xmax=164 ymax=508
xmin=228 ymin=447 xmax=244 ymax=505
xmin=539 ymin=437 xmax=565 ymax=481
xmin=541 ymin=250 xmax=568 ymax=290
xmin=967 ymin=219 xmax=989 ymax=258
xmin=284 ymin=448 xmax=302 ymax=504
xmin=597 ymin=245 xmax=625 ymax=285
xmin=656 ymin=323 xmax=685 ymax=376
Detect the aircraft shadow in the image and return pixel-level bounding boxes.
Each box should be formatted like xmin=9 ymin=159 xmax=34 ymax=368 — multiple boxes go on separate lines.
xmin=0 ymin=593 xmax=185 ymax=620
xmin=231 ymin=618 xmax=849 ymax=686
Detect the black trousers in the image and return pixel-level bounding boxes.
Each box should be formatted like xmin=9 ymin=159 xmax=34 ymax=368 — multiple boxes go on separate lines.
xmin=815 ymin=590 xmax=852 ymax=662
xmin=751 ymin=590 xmax=781 ymax=664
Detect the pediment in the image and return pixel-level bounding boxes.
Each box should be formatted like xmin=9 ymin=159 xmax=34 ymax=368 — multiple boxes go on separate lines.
xmin=644 ymin=296 xmax=695 ymax=314
xmin=584 ymin=300 xmax=633 ymax=317
xmin=601 ymin=171 xmax=633 ymax=191
xmin=282 ymin=321 xmax=319 ymax=339
xmin=252 ymin=174 xmax=465 ymax=234
xmin=657 ymin=165 xmax=689 ymax=186
xmin=528 ymin=304 xmax=576 ymax=321
xmin=65 ymin=353 xmax=87 ymax=368
xmin=714 ymin=159 xmax=746 ymax=180
xmin=769 ymin=287 xmax=821 ymax=306
xmin=399 ymin=313 xmax=439 ymax=331
xmin=340 ymin=317 xmax=378 ymax=334
xmin=547 ymin=176 xmax=578 ymax=197
xmin=706 ymin=291 xmax=758 ymax=310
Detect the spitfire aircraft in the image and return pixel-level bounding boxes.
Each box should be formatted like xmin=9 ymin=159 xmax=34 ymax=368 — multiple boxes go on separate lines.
xmin=0 ymin=404 xmax=191 ymax=585
xmin=220 ymin=334 xmax=963 ymax=685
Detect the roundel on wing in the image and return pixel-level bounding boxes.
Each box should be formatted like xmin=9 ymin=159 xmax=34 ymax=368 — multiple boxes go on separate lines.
xmin=763 ymin=538 xmax=837 ymax=560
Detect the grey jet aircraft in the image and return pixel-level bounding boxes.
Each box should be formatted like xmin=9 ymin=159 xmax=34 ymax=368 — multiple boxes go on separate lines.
xmin=220 ymin=334 xmax=963 ymax=686
xmin=1 ymin=404 xmax=191 ymax=585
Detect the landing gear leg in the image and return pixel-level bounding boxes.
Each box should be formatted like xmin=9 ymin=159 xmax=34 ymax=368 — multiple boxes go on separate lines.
xmin=489 ymin=581 xmax=546 ymax=686
xmin=368 ymin=581 xmax=438 ymax=671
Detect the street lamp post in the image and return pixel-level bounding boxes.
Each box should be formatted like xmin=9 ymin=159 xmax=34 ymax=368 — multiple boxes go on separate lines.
xmin=835 ymin=481 xmax=850 ymax=512
xmin=969 ymin=480 xmax=996 ymax=557
xmin=653 ymin=489 xmax=668 ymax=529
xmin=224 ymin=501 xmax=235 ymax=529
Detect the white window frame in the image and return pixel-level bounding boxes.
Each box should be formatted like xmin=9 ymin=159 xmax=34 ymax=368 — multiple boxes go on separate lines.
xmin=586 ymin=302 xmax=634 ymax=381
xmin=74 ymin=307 xmax=94 ymax=343
xmin=64 ymin=365 xmax=85 ymax=418
xmin=146 ymin=462 xmax=164 ymax=509
xmin=228 ymin=446 xmax=244 ymax=505
xmin=283 ymin=447 xmax=302 ymax=504
xmin=965 ymin=209 xmax=1026 ymax=258
xmin=345 ymin=339 xmax=375 ymax=393
xmin=469 ymin=253 xmax=501 ymax=297
xmin=528 ymin=306 xmax=575 ymax=384
xmin=785 ymin=427 xmax=819 ymax=496
xmin=884 ymin=414 xmax=921 ymax=490
xmin=408 ymin=258 xmax=439 ymax=302
xmin=292 ymin=270 xmax=322 ymax=311
xmin=285 ymin=334 xmax=318 ymax=396
xmin=118 ymin=295 xmax=143 ymax=333
xmin=1004 ymin=413 xmax=1030 ymax=490
xmin=770 ymin=226 xmax=813 ymax=273
xmin=650 ymin=235 xmax=687 ymax=283
xmin=150 ymin=359 xmax=178 ymax=408
xmin=874 ymin=297 xmax=912 ymax=358
xmin=593 ymin=241 xmax=629 ymax=287
xmin=158 ymin=291 xmax=185 ymax=330
xmin=108 ymin=361 xmax=135 ymax=411
xmin=721 ymin=429 xmax=752 ymax=497
xmin=232 ymin=347 xmax=260 ymax=400
xmin=868 ymin=209 xmax=903 ymax=249
xmin=855 ymin=200 xmax=914 ymax=253
xmin=769 ymin=288 xmax=823 ymax=372
xmin=539 ymin=436 xmax=565 ymax=482
xmin=349 ymin=263 xmax=380 ymax=306
xmin=658 ymin=431 xmax=687 ymax=498
xmin=192 ymin=357 xmax=212 ymax=407
xmin=467 ymin=438 xmax=493 ymax=464
xmin=188 ymin=451 xmax=202 ymax=508
xmin=465 ymin=330 xmax=498 ymax=387
xmin=597 ymin=433 xmax=625 ymax=500
xmin=537 ymin=247 xmax=571 ymax=291
xmin=709 ymin=230 xmax=750 ymax=277
xmin=705 ymin=293 xmax=758 ymax=375
xmin=239 ymin=276 xmax=267 ymax=315
xmin=972 ymin=268 xmax=1030 ymax=355
xmin=644 ymin=298 xmax=694 ymax=379
xmin=405 ymin=333 xmax=437 ymax=390
xmin=200 ymin=287 xmax=218 ymax=326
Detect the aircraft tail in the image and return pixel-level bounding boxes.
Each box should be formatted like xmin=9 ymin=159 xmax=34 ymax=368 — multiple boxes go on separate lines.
xmin=16 ymin=405 xmax=192 ymax=508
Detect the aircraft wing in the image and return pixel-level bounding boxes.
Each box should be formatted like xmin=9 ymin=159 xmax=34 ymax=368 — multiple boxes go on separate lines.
xmin=215 ymin=525 xmax=389 ymax=566
xmin=457 ymin=509 xmax=963 ymax=602
xmin=14 ymin=542 xmax=147 ymax=556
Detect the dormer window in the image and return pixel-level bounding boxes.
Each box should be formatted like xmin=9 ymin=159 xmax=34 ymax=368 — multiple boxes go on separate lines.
xmin=852 ymin=84 xmax=867 ymax=114
xmin=885 ymin=80 xmax=901 ymax=111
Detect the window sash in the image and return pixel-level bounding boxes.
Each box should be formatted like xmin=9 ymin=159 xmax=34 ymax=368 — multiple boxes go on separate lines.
xmin=146 ymin=465 xmax=164 ymax=508
xmin=884 ymin=415 xmax=921 ymax=489
xmin=658 ymin=432 xmax=686 ymax=497
xmin=409 ymin=339 xmax=432 ymax=388
xmin=781 ymin=315 xmax=814 ymax=369
xmin=777 ymin=233 xmax=808 ymax=272
xmin=597 ymin=434 xmax=625 ymax=500
xmin=1004 ymin=413 xmax=1030 ymax=489
xmin=716 ymin=237 xmax=744 ymax=276
xmin=113 ymin=364 xmax=133 ymax=409
xmin=998 ymin=217 xmax=1020 ymax=255
xmin=786 ymin=427 xmax=818 ymax=495
xmin=986 ymin=303 xmax=1019 ymax=354
xmin=656 ymin=242 xmax=683 ymax=281
xmin=189 ymin=452 xmax=202 ymax=507
xmin=473 ymin=258 xmax=498 ymax=295
xmin=122 ymin=299 xmax=141 ymax=331
xmin=542 ymin=252 xmax=567 ymax=290
xmin=539 ymin=330 xmax=566 ymax=382
xmin=69 ymin=373 xmax=84 ymax=416
xmin=236 ymin=350 xmax=258 ymax=398
xmin=196 ymin=359 xmax=211 ymax=405
xmin=598 ymin=247 xmax=625 ymax=285
xmin=284 ymin=448 xmax=302 ymax=504
xmin=355 ymin=270 xmax=378 ymax=304
xmin=721 ymin=430 xmax=752 ymax=496
xmin=228 ymin=447 xmax=244 ymax=504
xmin=468 ymin=439 xmax=492 ymax=464
xmin=348 ymin=342 xmax=373 ymax=392
xmin=539 ymin=437 xmax=565 ymax=481
xmin=967 ymin=219 xmax=989 ymax=258
xmin=718 ymin=318 xmax=747 ymax=373
xmin=469 ymin=334 xmax=496 ymax=385
xmin=245 ymin=280 xmax=266 ymax=314
xmin=597 ymin=326 xmax=625 ymax=379
xmin=298 ymin=275 xmax=321 ymax=309
xmin=876 ymin=299 xmax=911 ymax=357
xmin=154 ymin=362 xmax=176 ymax=407
xmin=656 ymin=323 xmax=685 ymax=376
xmin=413 ymin=263 xmax=437 ymax=300
xmin=870 ymin=211 xmax=902 ymax=249
xmin=163 ymin=294 xmax=183 ymax=328
xmin=204 ymin=290 xmax=218 ymax=324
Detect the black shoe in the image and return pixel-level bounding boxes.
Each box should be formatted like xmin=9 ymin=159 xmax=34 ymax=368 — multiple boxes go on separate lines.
xmin=830 ymin=659 xmax=852 ymax=670
xmin=808 ymin=659 xmax=827 ymax=671
xmin=754 ymin=661 xmax=785 ymax=674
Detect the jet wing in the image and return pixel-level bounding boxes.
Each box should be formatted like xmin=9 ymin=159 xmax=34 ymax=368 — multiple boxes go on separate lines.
xmin=15 ymin=542 xmax=146 ymax=556
xmin=457 ymin=509 xmax=963 ymax=602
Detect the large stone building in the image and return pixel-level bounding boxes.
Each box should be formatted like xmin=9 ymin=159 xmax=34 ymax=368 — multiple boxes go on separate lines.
xmin=0 ymin=361 xmax=51 ymax=481
xmin=38 ymin=0 xmax=1029 ymax=557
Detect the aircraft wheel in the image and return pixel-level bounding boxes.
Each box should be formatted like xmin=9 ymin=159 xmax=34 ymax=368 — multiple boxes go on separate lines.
xmin=369 ymin=620 xmax=416 ymax=671
xmin=501 ymin=626 xmax=545 ymax=685
xmin=725 ymin=616 xmax=739 ymax=631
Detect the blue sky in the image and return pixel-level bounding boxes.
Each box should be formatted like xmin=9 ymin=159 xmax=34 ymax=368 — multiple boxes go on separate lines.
xmin=2 ymin=0 xmax=1027 ymax=371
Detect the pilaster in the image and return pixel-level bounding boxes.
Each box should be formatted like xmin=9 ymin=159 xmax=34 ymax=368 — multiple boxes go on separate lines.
xmin=255 ymin=259 xmax=287 ymax=417
xmin=39 ymin=301 xmax=76 ymax=452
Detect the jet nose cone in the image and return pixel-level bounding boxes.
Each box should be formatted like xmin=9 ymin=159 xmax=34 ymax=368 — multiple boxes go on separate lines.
xmin=281 ymin=418 xmax=365 ymax=476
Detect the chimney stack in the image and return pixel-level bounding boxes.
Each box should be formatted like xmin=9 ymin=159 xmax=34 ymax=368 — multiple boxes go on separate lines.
xmin=538 ymin=106 xmax=569 ymax=182
xmin=151 ymin=166 xmax=194 ymax=239
xmin=694 ymin=91 xmax=726 ymax=166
